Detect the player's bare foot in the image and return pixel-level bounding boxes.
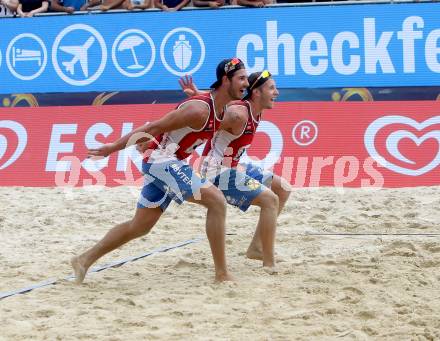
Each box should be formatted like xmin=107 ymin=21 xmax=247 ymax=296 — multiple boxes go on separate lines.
xmin=263 ymin=266 xmax=278 ymax=275
xmin=246 ymin=247 xmax=286 ymax=263
xmin=246 ymin=245 xmax=263 ymax=260
xmin=71 ymin=256 xmax=88 ymax=284
xmin=214 ymin=271 xmax=234 ymax=283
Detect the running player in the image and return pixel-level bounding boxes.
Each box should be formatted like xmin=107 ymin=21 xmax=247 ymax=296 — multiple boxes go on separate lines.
xmin=179 ymin=71 xmax=291 ymax=269
xmin=71 ymin=58 xmax=248 ymax=283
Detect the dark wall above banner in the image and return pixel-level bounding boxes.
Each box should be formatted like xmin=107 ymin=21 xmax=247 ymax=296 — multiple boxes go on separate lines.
xmin=1 ymin=87 xmax=440 ymax=107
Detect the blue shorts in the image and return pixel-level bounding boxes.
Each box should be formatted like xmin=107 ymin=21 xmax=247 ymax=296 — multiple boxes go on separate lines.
xmin=212 ymin=167 xmax=267 ymax=212
xmin=243 ymin=163 xmax=274 ymax=188
xmin=137 ymin=159 xmax=207 ymax=212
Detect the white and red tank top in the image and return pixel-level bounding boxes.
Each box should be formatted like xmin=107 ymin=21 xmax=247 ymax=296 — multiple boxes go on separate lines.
xmin=145 ymin=93 xmax=222 ymax=163
xmin=201 ymin=100 xmax=260 ymax=175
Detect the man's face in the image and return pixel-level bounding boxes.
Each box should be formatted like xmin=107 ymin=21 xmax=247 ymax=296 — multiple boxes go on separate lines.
xmin=256 ymin=79 xmax=279 ymax=109
xmin=226 ymin=69 xmax=249 ymax=100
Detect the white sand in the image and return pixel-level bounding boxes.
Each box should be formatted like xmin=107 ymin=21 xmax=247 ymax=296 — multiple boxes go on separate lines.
xmin=1 ymin=186 xmax=440 ymax=340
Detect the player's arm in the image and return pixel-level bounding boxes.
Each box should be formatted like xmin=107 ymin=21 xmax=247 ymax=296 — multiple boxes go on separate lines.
xmin=220 ymin=104 xmax=248 ymax=136
xmin=88 ymin=101 xmax=209 ymax=158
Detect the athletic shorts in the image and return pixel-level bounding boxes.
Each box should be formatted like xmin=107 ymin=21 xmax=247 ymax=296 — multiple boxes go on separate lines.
xmin=243 ymin=163 xmax=274 ymax=188
xmin=137 ymin=159 xmax=207 ymax=212
xmin=212 ymin=167 xmax=267 ymax=212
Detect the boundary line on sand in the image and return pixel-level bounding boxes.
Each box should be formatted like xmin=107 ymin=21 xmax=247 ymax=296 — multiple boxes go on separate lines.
xmin=0 ymin=236 xmax=204 ymax=301
xmin=2 ymin=232 xmax=438 ymax=300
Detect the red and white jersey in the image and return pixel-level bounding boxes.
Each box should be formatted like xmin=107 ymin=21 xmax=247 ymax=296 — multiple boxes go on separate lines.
xmin=145 ymin=93 xmax=223 ymax=163
xmin=201 ymin=100 xmax=260 ymax=176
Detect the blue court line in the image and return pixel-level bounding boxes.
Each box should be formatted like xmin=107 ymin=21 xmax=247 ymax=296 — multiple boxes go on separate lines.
xmin=0 ymin=236 xmax=205 ymax=301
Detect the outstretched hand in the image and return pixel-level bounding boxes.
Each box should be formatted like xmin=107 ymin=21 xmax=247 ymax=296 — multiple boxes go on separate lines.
xmin=87 ymin=143 xmax=115 ymax=159
xmin=178 ymin=75 xmax=199 ymax=97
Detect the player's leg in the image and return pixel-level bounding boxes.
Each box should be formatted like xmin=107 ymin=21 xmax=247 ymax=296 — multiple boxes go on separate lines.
xmin=159 ymin=159 xmax=231 ymax=282
xmin=246 ymin=174 xmax=291 ymax=257
xmin=71 ymin=167 xmax=171 ymax=284
xmin=71 ymin=206 xmax=163 ymax=284
xmin=270 ymin=174 xmax=292 ymax=215
xmin=246 ymin=188 xmax=278 ymax=268
xmin=244 ymin=164 xmax=291 ymax=259
xmin=216 ymin=169 xmax=278 ymax=268
xmin=186 ymin=184 xmax=231 ymax=282
xmin=242 ymin=163 xmax=292 ymax=215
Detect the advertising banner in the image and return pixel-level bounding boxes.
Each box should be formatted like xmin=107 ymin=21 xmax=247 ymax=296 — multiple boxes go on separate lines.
xmin=0 ymin=101 xmax=438 ymax=188
xmin=1 ymin=3 xmax=440 ymax=93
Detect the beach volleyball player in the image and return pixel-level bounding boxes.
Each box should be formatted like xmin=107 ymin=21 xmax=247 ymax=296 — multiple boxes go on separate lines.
xmin=179 ymin=71 xmax=292 ymax=270
xmin=71 ymin=58 xmax=249 ymax=283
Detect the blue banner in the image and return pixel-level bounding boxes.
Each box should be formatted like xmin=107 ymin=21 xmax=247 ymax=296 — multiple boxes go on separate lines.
xmin=1 ymin=3 xmax=440 ymax=93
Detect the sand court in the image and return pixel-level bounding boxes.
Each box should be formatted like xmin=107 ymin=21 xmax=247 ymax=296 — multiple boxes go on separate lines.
xmin=1 ymin=186 xmax=440 ymax=340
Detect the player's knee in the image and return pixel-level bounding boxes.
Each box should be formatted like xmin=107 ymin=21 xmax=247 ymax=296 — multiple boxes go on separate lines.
xmin=273 ymin=176 xmax=292 ymax=194
xmin=129 ymin=210 xmax=161 ymax=238
xmin=278 ymin=187 xmax=291 ymax=202
xmin=259 ymin=190 xmax=279 ymax=210
xmin=126 ymin=222 xmax=146 ymax=239
xmin=128 ymin=220 xmax=152 ymax=238
xmin=201 ymin=186 xmax=227 ymax=211
xmin=268 ymin=191 xmax=280 ymax=210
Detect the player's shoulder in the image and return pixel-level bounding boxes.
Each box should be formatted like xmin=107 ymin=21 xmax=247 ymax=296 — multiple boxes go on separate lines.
xmin=180 ymin=96 xmax=210 ymax=111
xmin=178 ymin=98 xmax=211 ymax=122
xmin=225 ymin=102 xmax=248 ymax=122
